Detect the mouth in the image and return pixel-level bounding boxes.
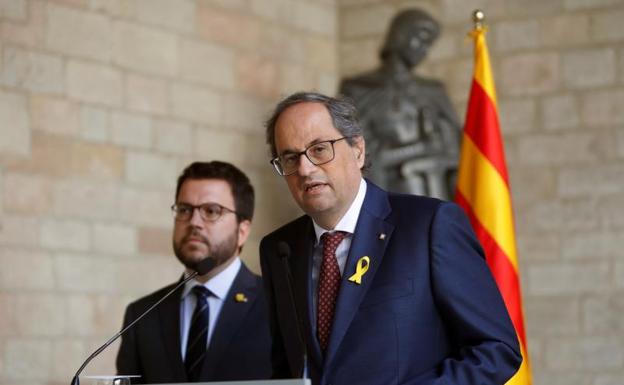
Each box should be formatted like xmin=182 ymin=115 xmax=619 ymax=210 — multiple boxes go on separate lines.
xmin=303 ymin=181 xmax=328 ymax=193
xmin=183 ymin=233 xmax=208 ymax=247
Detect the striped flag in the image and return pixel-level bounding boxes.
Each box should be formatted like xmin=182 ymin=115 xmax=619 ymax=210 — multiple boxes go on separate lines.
xmin=455 ymin=19 xmax=532 ymax=385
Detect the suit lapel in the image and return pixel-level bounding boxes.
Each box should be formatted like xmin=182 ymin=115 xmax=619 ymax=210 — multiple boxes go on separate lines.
xmin=199 ymin=264 xmax=258 ymax=380
xmin=324 ymin=182 xmax=394 ymax=368
xmin=158 ymin=281 xmax=187 ymax=381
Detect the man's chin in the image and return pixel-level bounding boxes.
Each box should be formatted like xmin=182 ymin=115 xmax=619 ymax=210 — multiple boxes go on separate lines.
xmin=182 ymin=241 xmax=208 ymax=253
xmin=178 ymin=253 xmax=210 ymax=269
xmin=300 ymin=197 xmax=334 ymax=215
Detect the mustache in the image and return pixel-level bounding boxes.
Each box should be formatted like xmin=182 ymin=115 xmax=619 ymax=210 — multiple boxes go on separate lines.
xmin=182 ymin=229 xmax=210 ymax=246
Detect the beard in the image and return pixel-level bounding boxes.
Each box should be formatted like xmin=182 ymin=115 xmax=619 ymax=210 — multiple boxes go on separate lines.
xmin=173 ymin=228 xmax=239 ymax=273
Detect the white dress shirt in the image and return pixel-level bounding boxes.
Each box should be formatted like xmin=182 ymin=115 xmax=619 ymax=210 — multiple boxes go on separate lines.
xmin=311 ymin=178 xmax=367 ymax=316
xmin=179 ymin=257 xmax=241 ymax=360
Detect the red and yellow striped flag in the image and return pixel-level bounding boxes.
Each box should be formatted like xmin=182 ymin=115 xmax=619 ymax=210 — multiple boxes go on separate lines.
xmin=455 ymin=18 xmax=532 ymax=385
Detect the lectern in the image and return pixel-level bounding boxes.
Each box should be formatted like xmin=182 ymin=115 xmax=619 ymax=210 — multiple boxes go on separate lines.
xmin=82 ymin=377 xmax=310 ymax=385
xmin=160 ymin=381 xmax=310 ymax=385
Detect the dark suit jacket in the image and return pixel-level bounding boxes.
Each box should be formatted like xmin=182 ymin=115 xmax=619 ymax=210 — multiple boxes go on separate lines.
xmin=116 ymin=262 xmax=272 ymax=383
xmin=260 ymin=181 xmax=522 ymax=385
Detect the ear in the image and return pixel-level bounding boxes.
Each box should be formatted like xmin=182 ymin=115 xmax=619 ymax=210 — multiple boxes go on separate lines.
xmin=237 ymin=219 xmax=251 ymax=250
xmin=353 ymin=136 xmax=366 ymax=168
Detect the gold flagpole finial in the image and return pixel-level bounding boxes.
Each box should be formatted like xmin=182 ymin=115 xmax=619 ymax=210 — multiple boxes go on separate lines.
xmin=472 ymin=9 xmax=485 ymax=30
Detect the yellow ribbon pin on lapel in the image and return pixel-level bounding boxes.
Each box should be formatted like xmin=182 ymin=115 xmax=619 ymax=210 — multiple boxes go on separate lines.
xmin=348 ymin=256 xmax=370 ymax=285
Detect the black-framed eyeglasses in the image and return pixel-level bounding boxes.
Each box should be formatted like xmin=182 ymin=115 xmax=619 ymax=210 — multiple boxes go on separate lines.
xmin=171 ymin=202 xmax=238 ymax=222
xmin=270 ymin=136 xmax=352 ymax=176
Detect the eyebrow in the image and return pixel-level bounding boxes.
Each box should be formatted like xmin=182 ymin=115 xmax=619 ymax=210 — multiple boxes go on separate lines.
xmin=278 ymin=137 xmax=335 ymax=156
xmin=176 ymin=201 xmax=219 ymax=206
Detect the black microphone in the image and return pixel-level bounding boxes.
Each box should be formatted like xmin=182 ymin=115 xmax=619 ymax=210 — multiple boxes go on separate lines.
xmin=277 ymin=241 xmax=308 ymax=379
xmin=70 ymin=257 xmax=217 ymax=385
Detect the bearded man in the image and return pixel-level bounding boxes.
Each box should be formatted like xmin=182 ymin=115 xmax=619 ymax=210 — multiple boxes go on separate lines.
xmin=116 ymin=161 xmax=271 ymax=383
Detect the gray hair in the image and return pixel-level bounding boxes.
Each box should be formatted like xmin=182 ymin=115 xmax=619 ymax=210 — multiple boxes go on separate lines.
xmin=264 ymin=91 xmax=364 ymax=158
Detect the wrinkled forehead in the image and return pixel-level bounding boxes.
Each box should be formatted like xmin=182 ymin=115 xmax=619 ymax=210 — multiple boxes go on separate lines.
xmin=275 ymin=103 xmax=341 ymax=149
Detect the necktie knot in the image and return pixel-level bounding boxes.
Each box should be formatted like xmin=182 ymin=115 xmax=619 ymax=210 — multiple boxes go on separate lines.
xmin=192 ymin=285 xmax=213 ymax=301
xmin=321 ymin=231 xmax=347 ymax=254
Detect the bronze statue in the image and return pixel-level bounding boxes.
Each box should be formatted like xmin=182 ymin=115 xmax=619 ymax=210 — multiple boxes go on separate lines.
xmin=340 ymin=8 xmax=461 ymax=200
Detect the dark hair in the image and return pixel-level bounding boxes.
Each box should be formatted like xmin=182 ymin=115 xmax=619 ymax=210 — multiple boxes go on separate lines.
xmin=175 ymin=161 xmax=254 ymax=222
xmin=264 ymin=91 xmax=364 ymax=158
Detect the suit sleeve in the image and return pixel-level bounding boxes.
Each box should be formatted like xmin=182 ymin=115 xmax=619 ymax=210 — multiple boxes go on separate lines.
xmin=116 ymin=304 xmax=144 ymax=384
xmin=259 ymin=238 xmax=293 ymax=379
xmin=409 ymin=202 xmax=522 ymax=385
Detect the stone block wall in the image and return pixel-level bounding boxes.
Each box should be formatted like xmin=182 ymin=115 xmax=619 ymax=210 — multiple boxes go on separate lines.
xmin=0 ymin=0 xmax=336 ymax=383
xmin=339 ymin=0 xmax=624 ymax=384
xmin=2 ymin=0 xmax=624 ymax=384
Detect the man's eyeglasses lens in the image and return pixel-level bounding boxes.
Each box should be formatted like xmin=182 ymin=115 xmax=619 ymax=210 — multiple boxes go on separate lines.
xmin=271 ymin=137 xmax=350 ymax=176
xmin=171 ymin=203 xmax=235 ymax=222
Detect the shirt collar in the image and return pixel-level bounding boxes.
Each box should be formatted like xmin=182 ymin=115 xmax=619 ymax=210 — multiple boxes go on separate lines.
xmin=182 ymin=257 xmax=241 ymax=300
xmin=312 ymin=178 xmax=367 ymax=244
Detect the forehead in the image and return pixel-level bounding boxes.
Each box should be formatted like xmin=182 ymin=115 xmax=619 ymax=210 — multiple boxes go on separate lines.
xmin=177 ymin=179 xmax=234 ymax=205
xmin=274 ymin=102 xmax=341 ymax=151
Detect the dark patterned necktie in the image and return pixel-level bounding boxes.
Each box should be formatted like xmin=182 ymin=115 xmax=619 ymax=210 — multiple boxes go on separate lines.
xmin=317 ymin=231 xmax=347 ymax=352
xmin=185 ymin=285 xmax=212 ymax=381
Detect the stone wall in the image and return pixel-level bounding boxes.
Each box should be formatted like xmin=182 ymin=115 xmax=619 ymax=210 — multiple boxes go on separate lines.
xmin=338 ymin=0 xmax=624 ymax=384
xmin=0 ymin=0 xmax=337 ymax=383
xmin=2 ymin=0 xmax=624 ymax=384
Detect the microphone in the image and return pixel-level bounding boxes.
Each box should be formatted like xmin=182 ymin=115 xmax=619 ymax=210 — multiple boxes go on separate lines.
xmin=277 ymin=241 xmax=308 ymax=379
xmin=70 ymin=257 xmax=216 ymax=385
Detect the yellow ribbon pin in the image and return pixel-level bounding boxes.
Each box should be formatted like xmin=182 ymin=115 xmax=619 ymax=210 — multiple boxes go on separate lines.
xmin=348 ymin=256 xmax=370 ymax=285
xmin=234 ymin=293 xmax=248 ymax=303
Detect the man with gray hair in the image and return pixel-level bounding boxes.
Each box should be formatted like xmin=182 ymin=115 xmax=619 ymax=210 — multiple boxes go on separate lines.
xmin=260 ymin=91 xmax=521 ymax=385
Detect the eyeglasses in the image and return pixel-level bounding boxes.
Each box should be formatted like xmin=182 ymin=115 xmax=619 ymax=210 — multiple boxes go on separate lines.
xmin=171 ymin=202 xmax=238 ymax=222
xmin=270 ymin=136 xmax=351 ymax=176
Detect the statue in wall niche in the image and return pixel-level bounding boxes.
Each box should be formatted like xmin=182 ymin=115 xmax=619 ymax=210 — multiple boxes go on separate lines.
xmin=339 ymin=8 xmax=461 ymax=200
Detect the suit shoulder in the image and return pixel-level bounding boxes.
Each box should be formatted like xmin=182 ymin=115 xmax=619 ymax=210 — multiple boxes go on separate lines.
xmin=260 ymin=214 xmax=309 ymax=244
xmin=239 ymin=262 xmax=264 ymax=287
xmin=388 ymin=192 xmax=442 ymax=209
xmin=386 ymin=193 xmax=459 ymax=221
xmin=237 ymin=262 xmax=268 ymax=306
xmin=389 ymin=195 xmax=470 ymax=229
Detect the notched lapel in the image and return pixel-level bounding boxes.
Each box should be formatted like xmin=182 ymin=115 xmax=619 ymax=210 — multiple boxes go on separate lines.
xmin=324 ymin=183 xmax=394 ymax=368
xmin=199 ymin=265 xmax=258 ymax=380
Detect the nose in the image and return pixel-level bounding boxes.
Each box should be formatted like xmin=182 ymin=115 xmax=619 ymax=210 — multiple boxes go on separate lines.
xmin=189 ymin=207 xmax=204 ymax=227
xmin=296 ymin=153 xmax=318 ymax=176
